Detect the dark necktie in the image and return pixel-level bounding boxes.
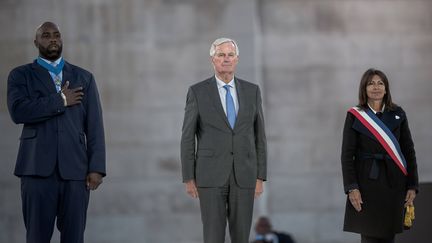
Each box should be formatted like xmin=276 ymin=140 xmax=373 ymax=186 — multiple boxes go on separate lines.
xmin=376 ymin=112 xmax=383 ymax=120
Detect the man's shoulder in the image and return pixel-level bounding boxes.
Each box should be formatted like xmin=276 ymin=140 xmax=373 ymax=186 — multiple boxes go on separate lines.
xmin=235 ymin=77 xmax=260 ymax=93
xmin=236 ymin=77 xmax=259 ymax=88
xmin=9 ymin=61 xmax=93 ymax=78
xmin=236 ymin=77 xmax=253 ymax=84
xmin=9 ymin=62 xmax=33 ymax=74
xmin=190 ymin=77 xmax=214 ymax=90
xmin=188 ymin=76 xmax=261 ymax=91
xmin=65 ymin=61 xmax=93 ymax=77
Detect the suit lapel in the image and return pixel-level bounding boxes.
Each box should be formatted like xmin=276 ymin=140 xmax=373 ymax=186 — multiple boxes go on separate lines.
xmin=32 ymin=60 xmax=57 ymax=93
xmin=62 ymin=62 xmax=73 ymax=88
xmin=207 ymin=77 xmax=232 ymax=130
xmin=234 ymin=77 xmax=246 ymax=130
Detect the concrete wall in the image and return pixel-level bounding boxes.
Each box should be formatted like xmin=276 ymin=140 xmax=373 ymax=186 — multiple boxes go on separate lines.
xmin=1 ymin=0 xmax=431 ymax=242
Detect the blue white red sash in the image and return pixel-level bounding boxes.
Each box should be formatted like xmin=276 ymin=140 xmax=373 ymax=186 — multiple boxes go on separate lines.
xmin=348 ymin=106 xmax=408 ymax=175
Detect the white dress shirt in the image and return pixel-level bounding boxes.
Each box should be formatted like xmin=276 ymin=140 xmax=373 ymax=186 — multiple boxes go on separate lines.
xmin=215 ymin=75 xmax=239 ymax=116
xmin=368 ymin=103 xmax=385 ymax=114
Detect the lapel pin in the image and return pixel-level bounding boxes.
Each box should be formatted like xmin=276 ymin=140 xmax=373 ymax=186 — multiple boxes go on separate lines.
xmin=395 ymin=115 xmax=400 ymax=120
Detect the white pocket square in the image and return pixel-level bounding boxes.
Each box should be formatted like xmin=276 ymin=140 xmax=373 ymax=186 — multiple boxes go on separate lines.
xmin=395 ymin=115 xmax=400 ymax=119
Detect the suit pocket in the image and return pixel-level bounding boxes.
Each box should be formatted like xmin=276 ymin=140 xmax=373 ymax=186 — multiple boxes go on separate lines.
xmin=20 ymin=128 xmax=37 ymax=140
xmin=197 ymin=149 xmax=214 ymax=157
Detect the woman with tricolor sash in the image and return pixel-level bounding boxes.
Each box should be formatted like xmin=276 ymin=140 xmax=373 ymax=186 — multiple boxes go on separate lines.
xmin=341 ymin=68 xmax=419 ymax=243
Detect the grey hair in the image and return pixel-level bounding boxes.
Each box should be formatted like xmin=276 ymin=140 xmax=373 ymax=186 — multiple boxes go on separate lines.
xmin=209 ymin=38 xmax=239 ymax=57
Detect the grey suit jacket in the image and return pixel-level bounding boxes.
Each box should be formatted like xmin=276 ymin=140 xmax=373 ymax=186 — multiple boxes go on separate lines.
xmin=181 ymin=76 xmax=267 ymax=188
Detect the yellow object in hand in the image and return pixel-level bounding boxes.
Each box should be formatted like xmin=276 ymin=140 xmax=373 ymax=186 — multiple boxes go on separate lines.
xmin=404 ymin=205 xmax=415 ymax=229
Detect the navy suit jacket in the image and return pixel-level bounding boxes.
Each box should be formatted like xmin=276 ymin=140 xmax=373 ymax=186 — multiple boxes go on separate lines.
xmin=7 ymin=60 xmax=106 ymax=180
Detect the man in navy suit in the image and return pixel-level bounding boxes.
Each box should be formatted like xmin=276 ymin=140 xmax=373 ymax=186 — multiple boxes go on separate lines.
xmin=7 ymin=21 xmax=106 ymax=243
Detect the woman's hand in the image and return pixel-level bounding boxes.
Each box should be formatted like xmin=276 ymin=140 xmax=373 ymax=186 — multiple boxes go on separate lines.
xmin=348 ymin=189 xmax=363 ymax=212
xmin=404 ymin=189 xmax=416 ymax=207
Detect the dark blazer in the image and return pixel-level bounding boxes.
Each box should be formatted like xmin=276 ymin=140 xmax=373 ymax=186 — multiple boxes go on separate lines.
xmin=7 ymin=60 xmax=106 ymax=180
xmin=341 ymin=106 xmax=418 ymax=238
xmin=181 ymin=76 xmax=267 ymax=188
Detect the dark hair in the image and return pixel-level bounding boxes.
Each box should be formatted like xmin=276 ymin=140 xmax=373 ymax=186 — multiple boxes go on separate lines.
xmin=358 ymin=68 xmax=396 ymax=110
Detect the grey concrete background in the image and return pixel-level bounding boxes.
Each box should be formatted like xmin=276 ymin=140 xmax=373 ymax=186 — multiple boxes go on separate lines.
xmin=1 ymin=0 xmax=431 ymax=242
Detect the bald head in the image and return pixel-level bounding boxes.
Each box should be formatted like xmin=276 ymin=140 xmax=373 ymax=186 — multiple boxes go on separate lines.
xmin=35 ymin=22 xmax=60 ymax=39
xmin=34 ymin=21 xmax=63 ymax=61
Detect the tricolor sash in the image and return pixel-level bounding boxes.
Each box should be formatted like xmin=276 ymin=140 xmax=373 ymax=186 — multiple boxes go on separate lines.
xmin=348 ymin=106 xmax=408 ymax=176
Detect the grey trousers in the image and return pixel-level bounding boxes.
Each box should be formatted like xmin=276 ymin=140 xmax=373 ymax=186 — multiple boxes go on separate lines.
xmin=197 ymin=171 xmax=255 ymax=243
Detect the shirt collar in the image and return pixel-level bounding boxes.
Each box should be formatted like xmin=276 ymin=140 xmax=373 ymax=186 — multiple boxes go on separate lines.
xmin=39 ymin=56 xmax=63 ymax=66
xmin=215 ymin=75 xmax=235 ymax=89
xmin=368 ymin=103 xmax=385 ymax=114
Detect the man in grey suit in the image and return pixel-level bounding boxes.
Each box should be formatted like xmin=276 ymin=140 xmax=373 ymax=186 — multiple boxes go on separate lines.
xmin=181 ymin=38 xmax=267 ymax=243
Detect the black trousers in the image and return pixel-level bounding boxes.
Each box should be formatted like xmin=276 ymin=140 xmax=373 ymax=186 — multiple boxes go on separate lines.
xmin=197 ymin=171 xmax=255 ymax=243
xmin=21 ymin=169 xmax=89 ymax=243
xmin=361 ymin=235 xmax=395 ymax=243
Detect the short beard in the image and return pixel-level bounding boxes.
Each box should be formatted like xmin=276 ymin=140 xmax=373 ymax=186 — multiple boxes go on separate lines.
xmin=39 ymin=45 xmax=62 ymax=61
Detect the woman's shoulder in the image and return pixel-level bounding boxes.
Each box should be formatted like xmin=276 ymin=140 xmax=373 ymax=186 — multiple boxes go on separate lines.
xmin=345 ymin=105 xmax=366 ymax=116
xmin=344 ymin=106 xmax=358 ymax=123
xmin=388 ymin=105 xmax=405 ymax=114
xmin=387 ymin=105 xmax=409 ymax=120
